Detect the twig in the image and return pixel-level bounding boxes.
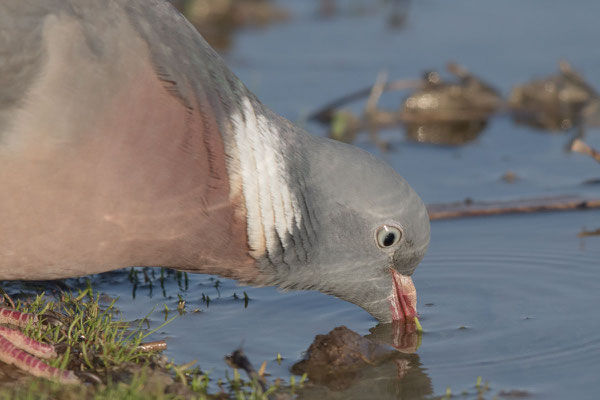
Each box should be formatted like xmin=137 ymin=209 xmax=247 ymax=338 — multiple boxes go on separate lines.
xmin=570 ymin=138 xmax=600 ymax=163
xmin=365 ymin=71 xmax=391 ymax=151
xmin=427 ymin=196 xmax=600 ymax=220
xmin=308 ymin=79 xmax=421 ymax=123
xmin=137 ymin=340 xmax=168 ymax=352
xmin=365 ymin=70 xmax=388 ymax=115
xmin=225 ymin=349 xmax=268 ymax=393
xmin=559 ymin=60 xmax=600 ymax=97
xmin=578 ymin=228 xmax=600 ymax=237
xmin=0 ymin=288 xmax=15 ymax=309
xmin=446 ymin=61 xmax=470 ymax=80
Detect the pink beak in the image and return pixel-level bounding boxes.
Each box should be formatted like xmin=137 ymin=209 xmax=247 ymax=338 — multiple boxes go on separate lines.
xmin=388 ymin=268 xmax=418 ymax=321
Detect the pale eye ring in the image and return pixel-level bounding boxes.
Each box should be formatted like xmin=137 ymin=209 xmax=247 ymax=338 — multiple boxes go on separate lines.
xmin=375 ymin=225 xmax=403 ymax=248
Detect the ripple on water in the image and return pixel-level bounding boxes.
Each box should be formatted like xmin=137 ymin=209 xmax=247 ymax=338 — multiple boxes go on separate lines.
xmin=414 ymin=211 xmax=600 ymax=396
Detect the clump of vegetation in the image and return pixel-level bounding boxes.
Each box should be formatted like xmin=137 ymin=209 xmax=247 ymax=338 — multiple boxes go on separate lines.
xmin=171 ymin=0 xmax=289 ymax=50
xmin=0 ymin=284 xmax=304 ymax=399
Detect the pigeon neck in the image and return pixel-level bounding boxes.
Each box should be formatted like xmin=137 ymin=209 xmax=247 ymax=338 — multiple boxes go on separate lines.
xmin=228 ymin=97 xmax=316 ymax=269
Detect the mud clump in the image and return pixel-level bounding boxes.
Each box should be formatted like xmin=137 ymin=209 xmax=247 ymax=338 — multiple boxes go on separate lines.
xmin=291 ymin=326 xmax=395 ymax=390
xmin=403 ymin=63 xmax=502 ymax=146
xmin=292 ymin=326 xmax=433 ymax=399
xmin=172 ymin=0 xmax=289 ymax=50
xmin=509 ymin=61 xmax=600 ymax=131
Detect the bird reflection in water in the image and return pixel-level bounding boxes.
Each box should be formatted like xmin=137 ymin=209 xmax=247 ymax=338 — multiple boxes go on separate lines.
xmin=292 ymin=323 xmax=433 ymax=400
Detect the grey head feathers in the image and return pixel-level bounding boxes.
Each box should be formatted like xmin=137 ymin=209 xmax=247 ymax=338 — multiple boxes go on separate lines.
xmin=255 ymin=123 xmax=431 ymax=321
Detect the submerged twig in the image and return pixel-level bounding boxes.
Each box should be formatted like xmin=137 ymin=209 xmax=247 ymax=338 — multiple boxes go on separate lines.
xmin=428 ymin=196 xmax=600 ymax=220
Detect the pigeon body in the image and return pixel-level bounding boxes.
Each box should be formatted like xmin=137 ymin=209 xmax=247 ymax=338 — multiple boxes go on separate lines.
xmin=0 ymin=0 xmax=430 ymax=323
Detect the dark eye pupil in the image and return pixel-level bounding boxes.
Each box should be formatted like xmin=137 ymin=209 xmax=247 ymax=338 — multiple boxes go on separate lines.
xmin=383 ymin=233 xmax=396 ymax=247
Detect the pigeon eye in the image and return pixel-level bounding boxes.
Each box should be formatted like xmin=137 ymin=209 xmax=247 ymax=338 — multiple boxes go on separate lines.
xmin=375 ymin=225 xmax=402 ymax=248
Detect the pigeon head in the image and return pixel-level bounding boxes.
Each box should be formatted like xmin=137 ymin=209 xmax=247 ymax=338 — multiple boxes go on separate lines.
xmin=230 ymin=103 xmax=430 ymax=323
xmin=295 ymin=135 xmax=430 ymax=323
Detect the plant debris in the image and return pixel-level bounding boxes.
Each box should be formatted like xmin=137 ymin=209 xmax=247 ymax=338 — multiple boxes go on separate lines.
xmin=310 ymin=60 xmax=600 ymax=148
xmin=578 ymin=228 xmax=600 ymax=237
xmin=171 ymin=0 xmax=289 ymax=50
xmin=509 ymin=61 xmax=600 ymax=131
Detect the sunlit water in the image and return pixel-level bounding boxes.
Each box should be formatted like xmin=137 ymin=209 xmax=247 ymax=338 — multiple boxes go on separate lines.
xmin=7 ymin=0 xmax=600 ymax=398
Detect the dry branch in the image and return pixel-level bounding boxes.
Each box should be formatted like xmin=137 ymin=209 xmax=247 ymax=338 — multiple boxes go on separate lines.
xmin=578 ymin=228 xmax=600 ymax=237
xmin=571 ymin=139 xmax=600 ymax=163
xmin=428 ymin=196 xmax=600 ymax=220
xmin=365 ymin=71 xmax=391 ymax=151
xmin=308 ymin=79 xmax=421 ymax=123
xmin=137 ymin=340 xmax=167 ymax=352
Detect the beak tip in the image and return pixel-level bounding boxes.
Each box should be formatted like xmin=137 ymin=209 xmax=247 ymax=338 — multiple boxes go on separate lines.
xmin=414 ymin=316 xmax=423 ymax=333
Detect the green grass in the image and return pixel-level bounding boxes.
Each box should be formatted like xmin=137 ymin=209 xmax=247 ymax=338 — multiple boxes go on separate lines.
xmin=17 ymin=284 xmax=173 ymax=374
xmin=0 ymin=369 xmax=294 ymax=400
xmin=0 ymin=284 xmax=305 ymax=399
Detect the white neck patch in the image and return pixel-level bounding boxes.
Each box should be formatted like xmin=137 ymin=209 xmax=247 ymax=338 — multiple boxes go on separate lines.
xmin=230 ymin=98 xmax=303 ymax=261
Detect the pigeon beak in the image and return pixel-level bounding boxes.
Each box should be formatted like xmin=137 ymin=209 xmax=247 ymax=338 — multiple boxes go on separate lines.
xmin=348 ymin=264 xmax=421 ymax=324
xmin=388 ymin=268 xmax=418 ymax=321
